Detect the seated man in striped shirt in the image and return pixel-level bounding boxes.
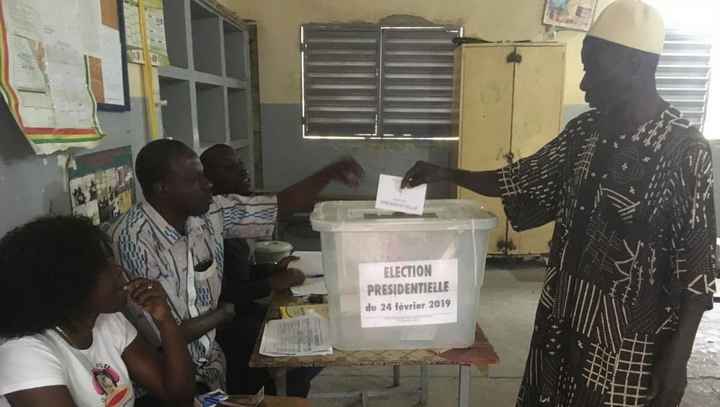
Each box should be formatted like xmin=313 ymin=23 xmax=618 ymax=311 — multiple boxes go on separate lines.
xmin=109 ymin=139 xmax=362 ymax=399
xmin=201 ymin=144 xmax=362 ymax=397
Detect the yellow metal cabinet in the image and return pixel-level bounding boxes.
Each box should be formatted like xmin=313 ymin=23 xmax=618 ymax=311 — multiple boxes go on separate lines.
xmin=455 ymin=43 xmax=566 ymax=256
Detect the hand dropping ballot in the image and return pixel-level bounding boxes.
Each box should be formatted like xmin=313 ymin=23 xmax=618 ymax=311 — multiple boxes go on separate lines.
xmin=375 ymin=174 xmax=427 ymax=215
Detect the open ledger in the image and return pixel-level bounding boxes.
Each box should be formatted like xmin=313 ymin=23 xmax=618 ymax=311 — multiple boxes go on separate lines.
xmin=259 ymin=314 xmax=333 ymax=357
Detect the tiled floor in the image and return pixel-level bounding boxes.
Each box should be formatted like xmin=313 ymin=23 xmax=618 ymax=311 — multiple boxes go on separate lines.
xmin=306 ymin=265 xmax=720 ymax=406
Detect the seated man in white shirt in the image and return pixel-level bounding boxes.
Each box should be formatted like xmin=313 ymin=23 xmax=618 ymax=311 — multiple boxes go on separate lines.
xmin=109 ymin=139 xmax=363 ymax=398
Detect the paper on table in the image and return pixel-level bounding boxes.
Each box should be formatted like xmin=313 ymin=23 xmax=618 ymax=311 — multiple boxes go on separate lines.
xmin=291 ymin=251 xmax=323 ymax=277
xmin=259 ymin=315 xmax=333 ymax=357
xmin=375 ymin=174 xmax=427 ymax=215
xmin=290 ymin=278 xmax=328 ymax=297
xmin=289 ymin=251 xmax=328 ymax=296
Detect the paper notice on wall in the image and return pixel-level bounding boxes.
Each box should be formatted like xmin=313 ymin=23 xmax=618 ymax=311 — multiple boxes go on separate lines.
xmin=358 ymin=259 xmax=458 ymax=328
xmin=45 ymin=43 xmax=95 ymax=129
xmin=10 ymin=35 xmax=47 ymax=92
xmin=0 ymin=0 xmax=107 ymax=154
xmin=375 ymin=174 xmax=427 ymax=215
xmin=100 ymin=25 xmax=125 ymax=106
xmin=5 ymin=0 xmax=41 ymax=41
xmin=77 ymin=0 xmax=102 ymax=57
xmin=123 ymin=0 xmax=169 ymax=66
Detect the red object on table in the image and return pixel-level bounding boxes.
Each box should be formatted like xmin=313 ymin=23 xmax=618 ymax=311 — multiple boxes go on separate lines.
xmin=438 ymin=325 xmax=500 ymax=366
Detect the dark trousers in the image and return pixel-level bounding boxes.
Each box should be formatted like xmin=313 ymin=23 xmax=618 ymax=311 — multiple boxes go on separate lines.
xmin=217 ymin=302 xmax=322 ymax=398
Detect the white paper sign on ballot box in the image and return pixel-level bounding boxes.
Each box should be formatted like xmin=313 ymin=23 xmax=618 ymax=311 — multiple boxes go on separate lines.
xmin=358 ymin=259 xmax=458 ymax=328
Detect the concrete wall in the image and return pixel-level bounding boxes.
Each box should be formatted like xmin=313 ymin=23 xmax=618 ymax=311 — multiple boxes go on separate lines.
xmin=0 ymin=65 xmax=151 ymax=236
xmin=261 ymin=104 xmax=455 ymax=198
xmin=220 ymin=0 xmax=720 ymax=232
xmin=218 ymin=0 xmax=612 ymax=194
xmin=221 ymin=0 xmax=612 ymax=105
xmin=2 ymin=1 xmax=717 ymax=234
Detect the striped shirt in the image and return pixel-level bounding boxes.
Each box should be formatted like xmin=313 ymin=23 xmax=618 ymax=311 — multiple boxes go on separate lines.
xmin=109 ymin=195 xmax=277 ymax=390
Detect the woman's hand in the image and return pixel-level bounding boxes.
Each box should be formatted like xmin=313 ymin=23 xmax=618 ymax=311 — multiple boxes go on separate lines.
xmin=126 ymin=279 xmax=173 ymax=323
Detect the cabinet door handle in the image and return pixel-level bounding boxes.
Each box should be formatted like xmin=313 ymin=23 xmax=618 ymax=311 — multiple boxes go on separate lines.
xmin=506 ymin=51 xmax=522 ymax=64
xmin=503 ymin=152 xmax=515 ymax=164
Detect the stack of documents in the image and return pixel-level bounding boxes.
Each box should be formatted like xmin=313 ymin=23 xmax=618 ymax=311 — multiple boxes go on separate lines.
xmin=259 ymin=314 xmax=333 ymax=357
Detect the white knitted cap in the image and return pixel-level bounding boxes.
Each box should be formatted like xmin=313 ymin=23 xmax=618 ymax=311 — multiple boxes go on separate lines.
xmin=588 ymin=0 xmax=665 ymax=55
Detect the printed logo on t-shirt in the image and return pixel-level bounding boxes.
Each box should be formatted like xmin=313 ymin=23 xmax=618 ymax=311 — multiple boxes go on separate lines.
xmin=91 ymin=364 xmax=132 ymax=407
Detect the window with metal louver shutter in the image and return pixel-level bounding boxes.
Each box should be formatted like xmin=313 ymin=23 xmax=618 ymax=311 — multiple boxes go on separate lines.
xmin=657 ymin=31 xmax=713 ymax=130
xmin=380 ymin=27 xmax=460 ymax=139
xmin=301 ymin=24 xmax=460 ymax=139
xmin=301 ymin=25 xmax=379 ymax=139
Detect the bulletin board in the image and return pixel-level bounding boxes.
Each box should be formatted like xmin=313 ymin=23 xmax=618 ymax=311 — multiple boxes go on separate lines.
xmin=68 ymin=145 xmax=136 ymax=226
xmin=0 ymin=0 xmax=131 ymax=155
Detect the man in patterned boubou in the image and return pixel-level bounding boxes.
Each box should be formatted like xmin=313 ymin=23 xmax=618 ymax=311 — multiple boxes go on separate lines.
xmin=401 ymin=1 xmax=717 ymax=406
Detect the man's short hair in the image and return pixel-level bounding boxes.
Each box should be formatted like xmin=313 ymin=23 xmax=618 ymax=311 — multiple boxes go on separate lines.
xmin=135 ymin=139 xmax=196 ymax=198
xmin=199 ymin=144 xmax=235 ymax=170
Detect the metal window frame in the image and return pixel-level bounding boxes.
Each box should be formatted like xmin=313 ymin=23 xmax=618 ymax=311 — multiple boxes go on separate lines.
xmin=301 ymin=23 xmax=462 ymax=140
xmin=377 ymin=25 xmax=462 ymax=140
xmin=657 ymin=29 xmax=713 ymax=130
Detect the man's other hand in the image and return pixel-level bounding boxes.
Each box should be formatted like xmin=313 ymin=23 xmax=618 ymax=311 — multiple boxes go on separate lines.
xmin=220 ymin=302 xmax=236 ymax=324
xmin=321 ymin=158 xmax=365 ymax=188
xmin=270 ymin=269 xmax=306 ymax=291
xmin=270 ymin=256 xmax=305 ymax=290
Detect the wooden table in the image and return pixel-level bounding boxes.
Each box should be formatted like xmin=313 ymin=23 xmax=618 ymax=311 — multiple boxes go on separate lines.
xmin=250 ymin=297 xmax=499 ymax=407
xmin=262 ymin=396 xmax=311 ymax=407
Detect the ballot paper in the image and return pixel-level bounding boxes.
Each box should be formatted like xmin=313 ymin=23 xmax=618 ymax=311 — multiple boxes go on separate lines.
xmin=375 ymin=174 xmax=427 ymax=215
xmin=290 ymin=277 xmax=328 ymax=296
xmin=259 ymin=314 xmax=333 ymax=357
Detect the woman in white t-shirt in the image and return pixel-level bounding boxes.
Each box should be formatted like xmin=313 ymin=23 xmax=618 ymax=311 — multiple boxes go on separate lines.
xmin=0 ymin=216 xmax=195 ymax=407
